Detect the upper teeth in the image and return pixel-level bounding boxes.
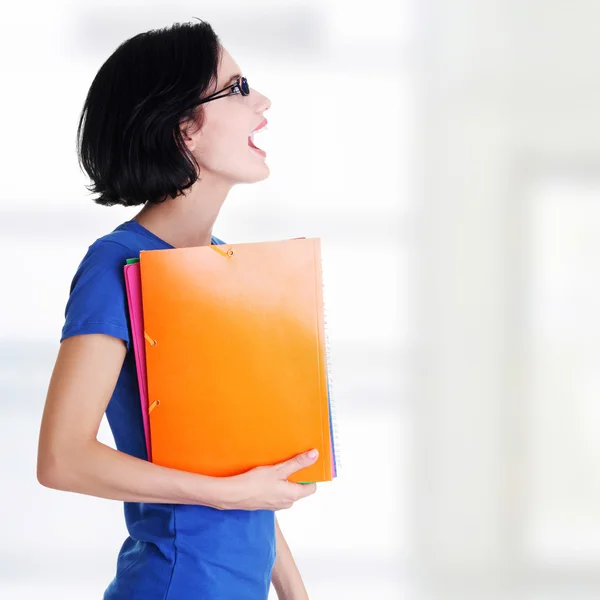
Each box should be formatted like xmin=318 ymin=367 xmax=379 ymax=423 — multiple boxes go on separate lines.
xmin=250 ymin=124 xmax=268 ymax=136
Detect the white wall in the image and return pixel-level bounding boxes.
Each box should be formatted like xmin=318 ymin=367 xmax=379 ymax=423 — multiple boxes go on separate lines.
xmin=413 ymin=1 xmax=600 ymax=597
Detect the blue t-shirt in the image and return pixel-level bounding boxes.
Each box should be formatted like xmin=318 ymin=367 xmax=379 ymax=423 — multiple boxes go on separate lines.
xmin=60 ymin=219 xmax=276 ymax=600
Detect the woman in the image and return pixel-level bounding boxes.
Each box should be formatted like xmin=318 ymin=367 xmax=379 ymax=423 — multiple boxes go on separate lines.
xmin=37 ymin=19 xmax=318 ymax=600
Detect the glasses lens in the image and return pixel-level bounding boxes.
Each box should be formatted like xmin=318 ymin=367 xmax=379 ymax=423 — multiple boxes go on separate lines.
xmin=240 ymin=77 xmax=250 ymax=96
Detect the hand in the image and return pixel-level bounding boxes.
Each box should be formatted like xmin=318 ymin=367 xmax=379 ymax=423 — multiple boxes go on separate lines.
xmin=217 ymin=449 xmax=319 ymax=511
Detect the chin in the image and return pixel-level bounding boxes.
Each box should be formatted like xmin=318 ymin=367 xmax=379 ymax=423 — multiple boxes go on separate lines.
xmin=235 ymin=162 xmax=271 ymax=184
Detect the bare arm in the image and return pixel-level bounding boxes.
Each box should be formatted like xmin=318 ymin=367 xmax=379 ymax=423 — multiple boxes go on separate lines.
xmin=37 ymin=334 xmax=318 ymax=511
xmin=271 ymin=516 xmax=310 ymax=600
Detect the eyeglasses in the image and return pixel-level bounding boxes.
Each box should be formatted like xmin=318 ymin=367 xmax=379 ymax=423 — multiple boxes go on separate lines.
xmin=197 ymin=76 xmax=250 ymax=105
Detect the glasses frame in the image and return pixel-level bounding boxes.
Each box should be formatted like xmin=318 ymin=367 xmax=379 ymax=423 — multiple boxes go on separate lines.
xmin=197 ymin=76 xmax=250 ymax=105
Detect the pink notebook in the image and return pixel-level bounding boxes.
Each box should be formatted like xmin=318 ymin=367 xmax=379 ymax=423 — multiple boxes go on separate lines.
xmin=124 ymin=262 xmax=152 ymax=461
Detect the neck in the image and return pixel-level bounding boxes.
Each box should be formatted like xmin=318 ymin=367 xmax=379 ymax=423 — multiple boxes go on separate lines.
xmin=133 ymin=173 xmax=233 ymax=248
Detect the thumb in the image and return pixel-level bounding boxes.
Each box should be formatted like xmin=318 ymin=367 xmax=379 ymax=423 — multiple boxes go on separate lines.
xmin=276 ymin=449 xmax=319 ymax=479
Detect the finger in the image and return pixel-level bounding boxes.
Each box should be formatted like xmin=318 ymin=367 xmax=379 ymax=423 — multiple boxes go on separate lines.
xmin=293 ymin=482 xmax=317 ymax=500
xmin=276 ymin=449 xmax=319 ymax=478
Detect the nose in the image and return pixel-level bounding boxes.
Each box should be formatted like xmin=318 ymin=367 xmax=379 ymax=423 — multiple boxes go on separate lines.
xmin=251 ymin=88 xmax=271 ymax=113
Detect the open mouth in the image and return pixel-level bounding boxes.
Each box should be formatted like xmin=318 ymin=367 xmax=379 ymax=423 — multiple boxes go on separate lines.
xmin=248 ymin=119 xmax=268 ymax=156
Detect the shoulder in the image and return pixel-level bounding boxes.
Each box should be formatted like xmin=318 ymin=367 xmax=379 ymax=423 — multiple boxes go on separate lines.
xmin=83 ymin=238 xmax=133 ymax=263
xmin=95 ymin=225 xmax=141 ymax=252
xmin=72 ymin=220 xmax=144 ymax=279
xmin=62 ymin=240 xmax=133 ymax=347
xmin=69 ymin=240 xmax=132 ymax=288
xmin=84 ymin=237 xmax=133 ymax=264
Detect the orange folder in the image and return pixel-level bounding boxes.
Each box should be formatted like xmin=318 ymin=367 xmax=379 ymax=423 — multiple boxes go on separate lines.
xmin=139 ymin=237 xmax=336 ymax=483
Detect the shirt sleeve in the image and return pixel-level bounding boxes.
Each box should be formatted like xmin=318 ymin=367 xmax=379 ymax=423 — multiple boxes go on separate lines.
xmin=60 ymin=240 xmax=133 ymax=350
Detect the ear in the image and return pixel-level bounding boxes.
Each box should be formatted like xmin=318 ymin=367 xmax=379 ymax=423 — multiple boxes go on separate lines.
xmin=178 ymin=117 xmax=201 ymax=153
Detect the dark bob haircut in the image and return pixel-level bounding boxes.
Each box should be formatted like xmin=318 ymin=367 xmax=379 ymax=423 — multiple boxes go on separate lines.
xmin=76 ymin=19 xmax=221 ymax=207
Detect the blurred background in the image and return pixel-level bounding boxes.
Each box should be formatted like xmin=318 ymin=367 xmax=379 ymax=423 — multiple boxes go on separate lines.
xmin=1 ymin=0 xmax=599 ymax=598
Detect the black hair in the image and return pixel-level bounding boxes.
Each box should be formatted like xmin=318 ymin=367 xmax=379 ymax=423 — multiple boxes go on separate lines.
xmin=76 ymin=19 xmax=221 ymax=207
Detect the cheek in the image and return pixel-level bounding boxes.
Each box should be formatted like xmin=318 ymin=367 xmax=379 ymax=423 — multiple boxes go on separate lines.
xmin=196 ymin=120 xmax=248 ymax=168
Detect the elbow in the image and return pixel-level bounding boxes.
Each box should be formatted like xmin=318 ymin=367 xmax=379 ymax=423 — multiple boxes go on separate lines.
xmin=37 ymin=465 xmax=57 ymax=489
xmin=37 ymin=446 xmax=78 ymax=491
xmin=37 ymin=454 xmax=65 ymax=490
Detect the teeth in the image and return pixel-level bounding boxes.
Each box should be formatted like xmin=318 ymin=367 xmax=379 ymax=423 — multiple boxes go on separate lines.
xmin=250 ymin=124 xmax=268 ymax=136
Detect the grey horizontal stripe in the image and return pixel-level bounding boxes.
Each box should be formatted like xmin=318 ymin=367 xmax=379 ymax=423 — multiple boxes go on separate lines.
xmin=0 ymin=208 xmax=409 ymax=241
xmin=0 ymin=550 xmax=405 ymax=583
xmin=0 ymin=339 xmax=408 ymax=413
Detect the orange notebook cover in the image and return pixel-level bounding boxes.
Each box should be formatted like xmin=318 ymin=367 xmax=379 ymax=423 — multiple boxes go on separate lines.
xmin=139 ymin=237 xmax=336 ymax=483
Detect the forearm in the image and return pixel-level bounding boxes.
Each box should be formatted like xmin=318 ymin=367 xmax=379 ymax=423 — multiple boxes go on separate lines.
xmin=38 ymin=438 xmax=225 ymax=508
xmin=271 ymin=517 xmax=309 ymax=600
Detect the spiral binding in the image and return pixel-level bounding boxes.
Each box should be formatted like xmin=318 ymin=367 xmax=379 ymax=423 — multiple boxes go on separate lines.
xmin=321 ymin=247 xmax=342 ymax=475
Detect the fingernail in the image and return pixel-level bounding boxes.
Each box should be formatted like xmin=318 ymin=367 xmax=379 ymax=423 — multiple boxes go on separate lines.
xmin=308 ymin=449 xmax=318 ymax=459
